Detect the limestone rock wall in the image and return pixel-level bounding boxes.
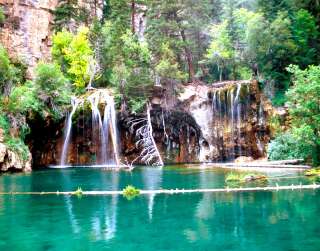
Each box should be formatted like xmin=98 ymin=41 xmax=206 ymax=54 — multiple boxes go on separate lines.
xmin=29 ymin=81 xmax=271 ymax=167
xmin=0 ymin=0 xmax=104 ymax=78
xmin=0 ymin=0 xmax=58 ymax=78
xmin=0 ymin=129 xmax=32 ymax=172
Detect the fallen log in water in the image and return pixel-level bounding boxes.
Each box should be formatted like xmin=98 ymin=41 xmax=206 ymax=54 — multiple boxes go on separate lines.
xmin=204 ymin=163 xmax=310 ymax=169
xmin=0 ymin=184 xmax=319 ymax=196
xmin=265 ymin=159 xmax=304 ymax=165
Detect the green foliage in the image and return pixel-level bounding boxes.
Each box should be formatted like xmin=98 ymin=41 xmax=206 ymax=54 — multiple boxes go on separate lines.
xmin=127 ymin=97 xmax=147 ymax=114
xmin=271 ymin=91 xmax=287 ymax=107
xmin=0 ymin=7 xmax=5 ymax=24
xmin=52 ymin=27 xmax=93 ymax=91
xmin=122 ymin=185 xmax=140 ymax=200
xmin=99 ymin=21 xmax=153 ymax=112
xmin=203 ymin=2 xmax=320 ymax=93
xmin=155 ymin=43 xmax=187 ymax=82
xmin=8 ymin=81 xmax=41 ymax=115
xmin=0 ymin=45 xmax=14 ymax=93
xmin=304 ymin=168 xmax=320 ymax=177
xmin=34 ymin=63 xmax=71 ymax=120
xmin=267 ymin=130 xmax=314 ymax=162
xmin=225 ymin=172 xmax=267 ymax=183
xmin=268 ymin=114 xmax=282 ymax=137
xmin=0 ymin=112 xmax=9 ymax=134
xmin=0 ymin=45 xmax=27 ymax=95
xmin=53 ymin=0 xmax=90 ymax=31
xmin=204 ymin=20 xmax=234 ymax=81
xmin=5 ymin=137 xmax=29 ymax=161
xmin=285 ymin=64 xmax=320 ymax=164
xmin=146 ymin=0 xmax=212 ymax=81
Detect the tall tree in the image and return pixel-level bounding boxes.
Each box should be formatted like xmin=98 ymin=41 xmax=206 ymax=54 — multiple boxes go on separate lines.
xmin=146 ymin=0 xmax=212 ymax=82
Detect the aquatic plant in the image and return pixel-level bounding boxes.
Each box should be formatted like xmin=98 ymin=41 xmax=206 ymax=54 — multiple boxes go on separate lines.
xmin=304 ymin=169 xmax=320 ymax=177
xmin=122 ymin=185 xmax=140 ymax=200
xmin=73 ymin=187 xmax=83 ymax=197
xmin=225 ymin=172 xmax=267 ymax=183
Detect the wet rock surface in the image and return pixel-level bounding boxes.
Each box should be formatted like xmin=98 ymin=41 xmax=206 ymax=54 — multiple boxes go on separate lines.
xmin=29 ymin=81 xmax=271 ymax=167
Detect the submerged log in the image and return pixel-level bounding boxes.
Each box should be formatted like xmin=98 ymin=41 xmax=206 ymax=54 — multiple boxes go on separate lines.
xmin=203 ymin=163 xmax=310 ymax=170
xmin=259 ymin=159 xmax=304 ymax=165
xmin=0 ymin=184 xmax=319 ymax=196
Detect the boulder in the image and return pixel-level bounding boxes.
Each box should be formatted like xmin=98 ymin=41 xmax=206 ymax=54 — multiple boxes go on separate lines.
xmin=0 ymin=143 xmax=32 ymax=172
xmin=235 ymin=156 xmax=254 ymax=163
xmin=0 ymin=129 xmax=4 ymax=143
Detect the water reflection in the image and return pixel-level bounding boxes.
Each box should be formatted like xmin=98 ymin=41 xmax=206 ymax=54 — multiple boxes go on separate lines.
xmin=0 ymin=168 xmax=319 ymax=251
xmin=142 ymin=167 xmax=163 ymax=220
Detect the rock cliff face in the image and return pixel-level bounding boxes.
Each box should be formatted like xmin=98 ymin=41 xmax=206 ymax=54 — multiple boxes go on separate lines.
xmin=29 ymin=80 xmax=271 ymax=167
xmin=0 ymin=129 xmax=32 ymax=172
xmin=0 ymin=0 xmax=58 ymax=78
xmin=0 ymin=0 xmax=104 ymax=78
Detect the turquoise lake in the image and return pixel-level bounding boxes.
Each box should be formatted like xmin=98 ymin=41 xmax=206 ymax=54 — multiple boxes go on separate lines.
xmin=0 ymin=166 xmax=319 ymax=251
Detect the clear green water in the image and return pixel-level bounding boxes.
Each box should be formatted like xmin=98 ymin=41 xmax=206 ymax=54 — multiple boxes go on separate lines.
xmin=0 ymin=166 xmax=319 ymax=251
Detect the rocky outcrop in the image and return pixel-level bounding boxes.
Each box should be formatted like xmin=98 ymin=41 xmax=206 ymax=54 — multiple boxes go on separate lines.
xmin=0 ymin=0 xmax=104 ymax=78
xmin=29 ymin=80 xmax=271 ymax=167
xmin=0 ymin=0 xmax=58 ymax=78
xmin=153 ymin=80 xmax=270 ymax=162
xmin=0 ymin=129 xmax=32 ymax=172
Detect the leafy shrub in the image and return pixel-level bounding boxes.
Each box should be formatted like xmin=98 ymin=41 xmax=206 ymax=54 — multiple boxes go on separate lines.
xmin=267 ymin=130 xmax=313 ymax=162
xmin=34 ymin=63 xmax=71 ymax=120
xmin=52 ymin=27 xmax=93 ymax=91
xmin=0 ymin=112 xmax=9 ymax=134
xmin=5 ymin=137 xmax=29 ymax=161
xmin=128 ymin=97 xmax=147 ymax=114
xmin=0 ymin=7 xmax=4 ymax=24
xmin=0 ymin=45 xmax=27 ymax=95
xmin=271 ymin=90 xmax=287 ymax=107
xmin=53 ymin=1 xmax=89 ymax=31
xmin=8 ymin=81 xmax=41 ymax=115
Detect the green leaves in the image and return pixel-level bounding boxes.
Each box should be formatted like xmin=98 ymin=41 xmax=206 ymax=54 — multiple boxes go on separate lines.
xmin=8 ymin=81 xmax=41 ymax=115
xmin=269 ymin=64 xmax=320 ymax=165
xmin=34 ymin=63 xmax=71 ymax=120
xmin=267 ymin=130 xmax=313 ymax=162
xmin=52 ymin=27 xmax=93 ymax=91
xmin=0 ymin=7 xmax=5 ymax=24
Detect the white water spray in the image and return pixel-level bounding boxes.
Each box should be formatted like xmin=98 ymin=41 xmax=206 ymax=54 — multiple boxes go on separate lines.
xmin=60 ymin=90 xmax=120 ymax=167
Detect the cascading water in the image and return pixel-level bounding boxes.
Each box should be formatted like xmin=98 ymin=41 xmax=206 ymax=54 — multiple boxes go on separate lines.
xmin=234 ymin=84 xmax=242 ymax=156
xmin=209 ymin=82 xmax=250 ymax=160
xmin=60 ymin=89 xmax=120 ymax=167
xmin=60 ymin=97 xmax=82 ymax=167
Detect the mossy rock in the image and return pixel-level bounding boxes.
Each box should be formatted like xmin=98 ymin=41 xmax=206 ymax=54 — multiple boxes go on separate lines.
xmin=304 ymin=168 xmax=320 ymax=177
xmin=225 ymin=172 xmax=267 ymax=183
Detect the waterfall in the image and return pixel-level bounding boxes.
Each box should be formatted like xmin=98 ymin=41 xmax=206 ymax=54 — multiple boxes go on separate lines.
xmin=234 ymin=84 xmax=242 ymax=156
xmin=229 ymin=88 xmax=235 ymax=159
xmin=210 ymin=83 xmax=248 ymax=161
xmin=102 ymin=92 xmax=120 ymax=166
xmin=60 ymin=89 xmax=120 ymax=167
xmin=88 ymin=91 xmax=107 ymax=164
xmin=60 ymin=97 xmax=81 ymax=167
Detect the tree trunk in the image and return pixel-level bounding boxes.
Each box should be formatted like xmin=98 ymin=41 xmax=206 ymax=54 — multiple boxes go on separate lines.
xmin=180 ymin=29 xmax=195 ymax=82
xmin=131 ymin=0 xmax=136 ymax=33
xmin=120 ymin=79 xmax=128 ymax=114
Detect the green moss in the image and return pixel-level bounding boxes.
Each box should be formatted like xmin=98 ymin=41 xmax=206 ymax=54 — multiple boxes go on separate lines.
xmin=225 ymin=172 xmax=267 ymax=183
xmin=304 ymin=168 xmax=320 ymax=177
xmin=0 ymin=7 xmax=5 ymax=24
xmin=5 ymin=137 xmax=29 ymax=161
